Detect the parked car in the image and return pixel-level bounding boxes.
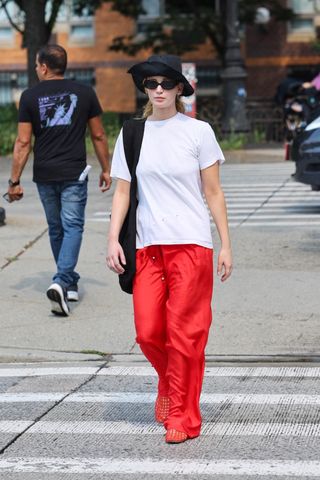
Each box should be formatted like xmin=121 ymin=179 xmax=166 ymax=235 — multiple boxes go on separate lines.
xmin=276 ymin=76 xmax=320 ymax=190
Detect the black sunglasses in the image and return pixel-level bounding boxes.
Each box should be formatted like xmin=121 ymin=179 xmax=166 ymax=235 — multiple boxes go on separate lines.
xmin=143 ymin=79 xmax=178 ymax=90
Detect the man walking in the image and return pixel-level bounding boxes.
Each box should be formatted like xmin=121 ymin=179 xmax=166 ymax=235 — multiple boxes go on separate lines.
xmin=7 ymin=44 xmax=111 ymax=317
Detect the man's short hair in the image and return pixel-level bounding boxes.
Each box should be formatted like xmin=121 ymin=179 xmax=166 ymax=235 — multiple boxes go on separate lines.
xmin=37 ymin=44 xmax=67 ymax=75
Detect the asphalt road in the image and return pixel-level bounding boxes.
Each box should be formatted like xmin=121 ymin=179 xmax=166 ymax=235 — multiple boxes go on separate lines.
xmin=1 ymin=155 xmax=320 ymax=478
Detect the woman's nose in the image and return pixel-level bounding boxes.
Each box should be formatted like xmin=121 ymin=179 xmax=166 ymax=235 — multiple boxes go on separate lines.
xmin=156 ymin=84 xmax=163 ymax=93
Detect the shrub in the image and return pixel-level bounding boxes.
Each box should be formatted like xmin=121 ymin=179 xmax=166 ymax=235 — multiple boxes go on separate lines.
xmin=86 ymin=111 xmax=120 ymax=154
xmin=0 ymin=104 xmax=18 ymax=155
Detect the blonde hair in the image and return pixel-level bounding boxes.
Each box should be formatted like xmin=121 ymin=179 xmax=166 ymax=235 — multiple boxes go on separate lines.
xmin=142 ymin=96 xmax=185 ymax=118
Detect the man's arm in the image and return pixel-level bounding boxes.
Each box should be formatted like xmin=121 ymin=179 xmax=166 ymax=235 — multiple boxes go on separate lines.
xmin=88 ymin=116 xmax=112 ymax=192
xmin=8 ymin=123 xmax=32 ymax=202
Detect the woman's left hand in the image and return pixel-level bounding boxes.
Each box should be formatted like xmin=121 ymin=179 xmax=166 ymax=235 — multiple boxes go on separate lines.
xmin=217 ymin=248 xmax=233 ymax=282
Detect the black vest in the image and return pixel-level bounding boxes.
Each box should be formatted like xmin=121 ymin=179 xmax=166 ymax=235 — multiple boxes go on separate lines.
xmin=118 ymin=118 xmax=146 ymax=294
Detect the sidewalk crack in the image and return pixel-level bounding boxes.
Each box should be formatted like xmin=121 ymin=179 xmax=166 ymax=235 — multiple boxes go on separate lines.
xmin=0 ymin=228 xmax=48 ymax=271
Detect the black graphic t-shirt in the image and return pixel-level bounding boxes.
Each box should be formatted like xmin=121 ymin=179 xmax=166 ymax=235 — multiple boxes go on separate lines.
xmin=19 ymin=79 xmax=102 ymax=182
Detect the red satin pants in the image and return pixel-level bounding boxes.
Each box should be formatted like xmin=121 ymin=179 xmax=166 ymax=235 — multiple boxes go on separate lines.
xmin=133 ymin=244 xmax=214 ymax=438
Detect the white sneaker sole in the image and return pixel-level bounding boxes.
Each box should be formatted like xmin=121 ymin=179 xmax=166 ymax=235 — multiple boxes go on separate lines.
xmin=67 ymin=291 xmax=79 ymax=302
xmin=46 ymin=283 xmax=70 ymax=316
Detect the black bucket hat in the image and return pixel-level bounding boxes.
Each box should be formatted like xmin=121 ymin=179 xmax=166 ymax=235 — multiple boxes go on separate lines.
xmin=128 ymin=54 xmax=194 ymax=97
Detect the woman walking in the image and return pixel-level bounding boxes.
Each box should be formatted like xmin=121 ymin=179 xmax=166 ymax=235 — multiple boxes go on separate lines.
xmin=107 ymin=55 xmax=232 ymax=444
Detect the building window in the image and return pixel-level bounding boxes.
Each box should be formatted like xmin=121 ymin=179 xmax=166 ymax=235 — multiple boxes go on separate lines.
xmin=65 ymin=69 xmax=95 ymax=86
xmin=70 ymin=24 xmax=94 ymax=41
xmin=0 ymin=26 xmax=13 ymax=41
xmin=137 ymin=0 xmax=165 ymax=34
xmin=0 ymin=1 xmax=16 ymax=46
xmin=68 ymin=0 xmax=94 ymax=44
xmin=288 ymin=0 xmax=316 ymax=38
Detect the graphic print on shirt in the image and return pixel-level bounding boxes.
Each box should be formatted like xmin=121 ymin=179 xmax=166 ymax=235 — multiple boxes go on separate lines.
xmin=38 ymin=92 xmax=78 ymax=128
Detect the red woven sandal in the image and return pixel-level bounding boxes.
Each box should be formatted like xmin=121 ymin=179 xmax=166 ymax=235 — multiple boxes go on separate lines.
xmin=165 ymin=429 xmax=188 ymax=444
xmin=155 ymin=395 xmax=170 ymax=423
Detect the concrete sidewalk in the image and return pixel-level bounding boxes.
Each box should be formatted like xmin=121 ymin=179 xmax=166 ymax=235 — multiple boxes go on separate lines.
xmin=0 ymin=156 xmax=135 ymax=363
xmin=1 ymin=151 xmax=319 ymax=365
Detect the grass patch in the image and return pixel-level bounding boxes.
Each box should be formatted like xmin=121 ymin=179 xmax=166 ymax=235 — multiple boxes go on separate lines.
xmin=80 ymin=349 xmax=109 ymax=356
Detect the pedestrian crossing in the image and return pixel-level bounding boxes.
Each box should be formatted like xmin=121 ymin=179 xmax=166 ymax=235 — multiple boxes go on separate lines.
xmin=88 ymin=163 xmax=320 ymax=228
xmin=1 ymin=363 xmax=320 ymax=478
xmin=221 ymin=162 xmax=320 ymax=227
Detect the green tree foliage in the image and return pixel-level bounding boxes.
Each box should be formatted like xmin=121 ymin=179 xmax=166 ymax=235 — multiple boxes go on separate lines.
xmin=0 ymin=0 xmax=294 ymax=86
xmin=0 ymin=0 xmax=106 ymax=86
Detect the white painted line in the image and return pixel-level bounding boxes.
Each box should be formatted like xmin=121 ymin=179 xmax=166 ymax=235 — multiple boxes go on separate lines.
xmin=0 ymin=421 xmax=33 ymax=433
xmin=26 ymin=420 xmax=320 ymax=437
xmin=223 ymin=186 xmax=310 ymax=191
xmin=93 ymin=211 xmax=111 ymax=216
xmin=240 ymin=222 xmax=320 ymax=227
xmin=227 ymin=209 xmax=316 ymax=214
xmin=225 ymin=194 xmax=319 ymax=198
xmin=1 ymin=366 xmax=320 ymax=378
xmin=242 ymin=215 xmax=320 ymax=220
xmin=0 ymin=367 xmax=99 ymax=377
xmin=221 ymin=184 xmax=290 ymax=188
xmin=65 ymin=392 xmax=320 ymax=406
xmin=1 ymin=457 xmax=320 ymax=476
xmin=87 ymin=218 xmax=110 ymax=222
xmin=99 ymin=366 xmax=320 ymax=377
xmin=0 ymin=393 xmax=65 ymax=403
xmin=1 ymin=392 xmax=320 ymax=406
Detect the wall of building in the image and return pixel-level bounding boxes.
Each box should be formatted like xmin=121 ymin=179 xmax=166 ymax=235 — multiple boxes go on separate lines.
xmin=245 ymin=9 xmax=320 ymax=99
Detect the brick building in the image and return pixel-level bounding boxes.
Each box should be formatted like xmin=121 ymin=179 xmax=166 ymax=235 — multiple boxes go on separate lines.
xmin=0 ymin=1 xmax=218 ymax=115
xmin=246 ymin=0 xmax=320 ymax=99
xmin=0 ymin=1 xmax=319 ymax=115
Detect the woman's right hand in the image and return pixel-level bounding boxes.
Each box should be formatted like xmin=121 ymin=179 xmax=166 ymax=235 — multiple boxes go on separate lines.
xmin=106 ymin=239 xmax=126 ymax=274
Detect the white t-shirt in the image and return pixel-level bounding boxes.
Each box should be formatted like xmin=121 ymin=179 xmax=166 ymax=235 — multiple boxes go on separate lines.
xmin=111 ymin=112 xmax=225 ymax=249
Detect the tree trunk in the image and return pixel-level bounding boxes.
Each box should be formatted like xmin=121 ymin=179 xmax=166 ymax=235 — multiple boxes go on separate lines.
xmin=22 ymin=0 xmax=50 ymax=87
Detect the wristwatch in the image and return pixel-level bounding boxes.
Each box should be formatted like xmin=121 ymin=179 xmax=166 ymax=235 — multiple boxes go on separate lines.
xmin=8 ymin=179 xmax=20 ymax=187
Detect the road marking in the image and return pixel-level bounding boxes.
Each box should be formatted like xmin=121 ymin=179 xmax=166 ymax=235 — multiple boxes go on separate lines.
xmin=225 ymin=193 xmax=320 ymax=198
xmin=2 ymin=392 xmax=320 ymax=406
xmin=0 ymin=393 xmax=65 ymax=402
xmin=229 ymin=215 xmax=320 ymax=221
xmin=99 ymin=366 xmax=320 ymax=377
xmin=239 ymin=221 xmax=320 ymax=227
xmin=0 ymin=457 xmax=320 ymax=476
xmin=4 ymin=420 xmax=316 ymax=437
xmin=0 ymin=421 xmax=33 ymax=433
xmin=1 ymin=366 xmax=320 ymax=378
xmin=66 ymin=392 xmax=320 ymax=405
xmin=0 ymin=367 xmax=99 ymax=377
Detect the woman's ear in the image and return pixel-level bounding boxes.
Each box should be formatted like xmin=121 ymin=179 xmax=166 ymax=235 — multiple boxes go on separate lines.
xmin=177 ymin=82 xmax=184 ymax=95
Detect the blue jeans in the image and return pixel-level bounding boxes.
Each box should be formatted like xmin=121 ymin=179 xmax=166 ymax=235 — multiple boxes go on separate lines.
xmin=37 ymin=180 xmax=88 ymax=290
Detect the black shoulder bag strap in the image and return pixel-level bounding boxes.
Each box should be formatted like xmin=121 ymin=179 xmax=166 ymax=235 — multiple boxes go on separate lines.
xmin=118 ymin=118 xmax=146 ymax=294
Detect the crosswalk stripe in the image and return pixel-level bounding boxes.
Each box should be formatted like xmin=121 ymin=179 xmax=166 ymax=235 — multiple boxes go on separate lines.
xmin=0 ymin=367 xmax=100 ymax=377
xmin=99 ymin=366 xmax=320 ymax=377
xmin=2 ymin=392 xmax=320 ymax=405
xmin=0 ymin=420 xmax=316 ymax=437
xmin=229 ymin=215 xmax=320 ymax=220
xmin=225 ymin=193 xmax=319 ymax=197
xmin=0 ymin=457 xmax=320 ymax=476
xmin=239 ymin=221 xmax=320 ymax=227
xmin=1 ymin=366 xmax=319 ymax=378
xmin=0 ymin=421 xmax=32 ymax=432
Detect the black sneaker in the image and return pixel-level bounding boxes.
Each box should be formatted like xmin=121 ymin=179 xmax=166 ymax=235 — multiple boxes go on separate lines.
xmin=46 ymin=283 xmax=70 ymax=316
xmin=67 ymin=285 xmax=79 ymax=302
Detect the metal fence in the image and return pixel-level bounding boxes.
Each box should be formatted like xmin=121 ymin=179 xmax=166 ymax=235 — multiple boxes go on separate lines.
xmin=197 ymin=97 xmax=284 ymax=143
